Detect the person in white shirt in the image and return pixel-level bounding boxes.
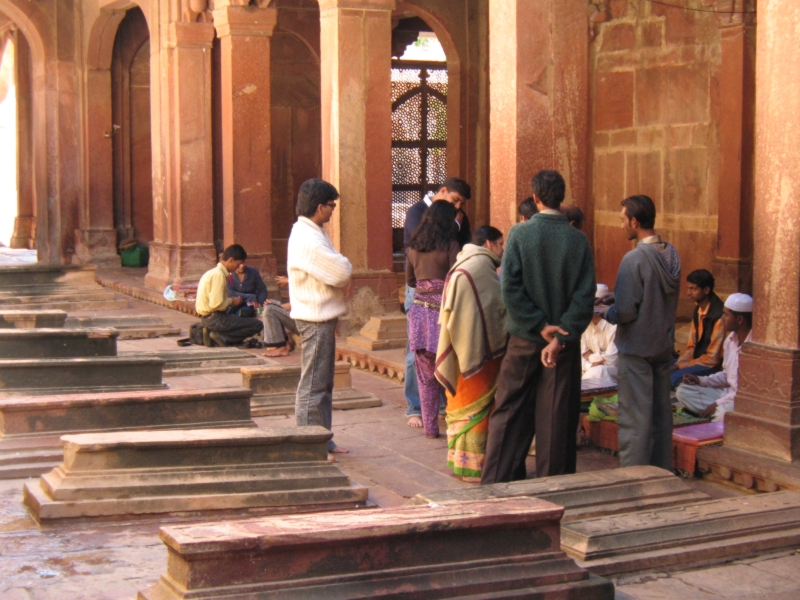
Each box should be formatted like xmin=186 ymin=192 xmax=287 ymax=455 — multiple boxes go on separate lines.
xmin=675 ymin=293 xmax=753 ymax=422
xmin=581 ymin=284 xmax=618 ymax=385
xmin=287 ymin=179 xmax=353 ymax=459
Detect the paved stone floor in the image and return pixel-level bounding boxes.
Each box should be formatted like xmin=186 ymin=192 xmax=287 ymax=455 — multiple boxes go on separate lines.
xmin=1 ymin=280 xmax=799 ymax=598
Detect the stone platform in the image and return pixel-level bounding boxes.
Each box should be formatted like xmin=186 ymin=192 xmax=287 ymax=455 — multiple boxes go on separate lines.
xmin=138 ymin=497 xmax=614 ymax=600
xmin=346 ymin=313 xmax=408 ymax=351
xmin=242 ymin=362 xmax=382 ymax=416
xmin=0 ymin=327 xmax=118 ymax=359
xmin=562 ymin=491 xmax=800 ymax=576
xmin=24 ymin=426 xmax=369 ymax=523
xmin=122 ymin=347 xmax=266 ymax=376
xmin=335 ymin=342 xmax=406 ymax=382
xmin=0 ymin=309 xmax=67 ymax=328
xmin=697 ymin=444 xmax=800 ymax=493
xmin=0 ymin=387 xmax=256 ymax=478
xmin=0 ymin=356 xmax=165 ymax=397
xmin=408 ymin=466 xmax=709 ymax=521
xmin=66 ymin=315 xmax=181 ymax=339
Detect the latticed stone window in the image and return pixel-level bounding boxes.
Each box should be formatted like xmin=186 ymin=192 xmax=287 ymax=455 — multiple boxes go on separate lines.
xmin=390 ymin=61 xmax=448 ymax=229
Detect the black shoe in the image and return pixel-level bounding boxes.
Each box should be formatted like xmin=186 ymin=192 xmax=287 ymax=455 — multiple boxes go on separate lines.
xmin=209 ymin=331 xmax=225 ymax=347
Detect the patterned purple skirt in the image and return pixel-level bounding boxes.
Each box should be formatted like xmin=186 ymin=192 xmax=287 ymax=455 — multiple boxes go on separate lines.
xmin=408 ymin=279 xmax=444 ymax=354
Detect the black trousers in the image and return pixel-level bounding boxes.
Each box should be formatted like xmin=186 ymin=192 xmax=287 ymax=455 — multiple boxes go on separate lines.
xmin=481 ymin=335 xmax=581 ymax=484
xmin=202 ymin=311 xmax=263 ymax=346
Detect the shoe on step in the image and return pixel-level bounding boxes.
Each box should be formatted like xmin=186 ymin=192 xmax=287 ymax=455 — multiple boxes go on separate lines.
xmin=209 ymin=331 xmax=225 ymax=347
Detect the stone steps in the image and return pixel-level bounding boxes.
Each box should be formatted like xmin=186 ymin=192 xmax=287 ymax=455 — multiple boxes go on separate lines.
xmin=0 ymin=310 xmax=67 ymax=329
xmin=0 ymin=328 xmax=119 ymax=359
xmin=0 ymin=298 xmax=130 ymax=311
xmin=138 ymin=497 xmax=613 ymax=600
xmin=121 ymin=348 xmax=266 ymax=376
xmin=65 ymin=316 xmax=181 ymax=339
xmin=23 ymin=426 xmax=369 ymax=522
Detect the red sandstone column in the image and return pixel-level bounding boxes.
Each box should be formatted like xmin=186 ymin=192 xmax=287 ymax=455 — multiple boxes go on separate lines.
xmin=723 ymin=0 xmax=800 ymax=462
xmin=214 ymin=5 xmax=277 ymax=276
xmin=319 ymin=0 xmax=393 ymax=273
xmin=488 ymin=0 xmax=589 ymax=235
xmin=145 ymin=21 xmax=217 ymax=291
xmin=10 ymin=29 xmax=35 ymax=249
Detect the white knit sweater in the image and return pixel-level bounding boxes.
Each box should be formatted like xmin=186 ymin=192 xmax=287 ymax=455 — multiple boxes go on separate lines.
xmin=287 ymin=217 xmax=353 ymax=322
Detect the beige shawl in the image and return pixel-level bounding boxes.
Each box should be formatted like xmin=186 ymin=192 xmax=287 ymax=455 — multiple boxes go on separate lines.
xmin=435 ymin=244 xmax=508 ymax=394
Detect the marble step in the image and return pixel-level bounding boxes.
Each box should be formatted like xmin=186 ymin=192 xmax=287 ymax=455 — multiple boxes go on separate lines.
xmin=24 ymin=426 xmax=368 ymax=522
xmin=409 ymin=466 xmax=708 ymax=521
xmin=0 ymin=328 xmax=118 ymax=359
xmin=0 ymin=356 xmax=165 ymax=397
xmin=0 ymin=310 xmax=67 ymax=329
xmin=562 ymin=490 xmax=800 ymax=576
xmin=122 ymin=348 xmax=266 ymax=376
xmin=242 ymin=362 xmax=381 ymax=416
xmin=0 ymin=387 xmax=255 ymax=479
xmin=65 ymin=316 xmax=181 ymax=339
xmin=138 ymin=497 xmax=614 ymax=600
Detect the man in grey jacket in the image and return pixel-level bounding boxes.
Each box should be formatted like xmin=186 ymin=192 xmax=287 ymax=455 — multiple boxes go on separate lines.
xmin=602 ymin=195 xmax=681 ymax=470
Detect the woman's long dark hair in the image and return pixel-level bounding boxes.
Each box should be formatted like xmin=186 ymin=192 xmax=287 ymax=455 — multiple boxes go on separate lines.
xmin=408 ymin=200 xmax=457 ymax=253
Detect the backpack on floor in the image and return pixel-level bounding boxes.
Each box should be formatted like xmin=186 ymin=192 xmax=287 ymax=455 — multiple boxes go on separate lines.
xmin=177 ymin=322 xmax=205 ymax=346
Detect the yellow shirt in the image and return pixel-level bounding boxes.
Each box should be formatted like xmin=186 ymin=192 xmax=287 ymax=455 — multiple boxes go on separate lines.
xmin=195 ymin=263 xmax=232 ymax=316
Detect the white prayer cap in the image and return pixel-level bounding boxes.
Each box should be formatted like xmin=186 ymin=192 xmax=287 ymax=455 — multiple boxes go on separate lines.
xmin=596 ymin=284 xmax=610 ymax=299
xmin=724 ymin=293 xmax=753 ymax=313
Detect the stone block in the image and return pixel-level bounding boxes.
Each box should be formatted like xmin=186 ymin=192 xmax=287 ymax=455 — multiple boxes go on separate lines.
xmin=0 ymin=310 xmax=67 ymax=329
xmin=346 ymin=313 xmax=408 ymax=351
xmin=562 ymin=491 xmax=800 ymax=576
xmin=24 ymin=427 xmax=369 ymax=522
xmin=409 ymin=466 xmax=708 ymax=521
xmin=601 ymin=22 xmax=635 ymax=52
xmin=0 ymin=356 xmax=165 ymax=397
xmin=242 ymin=362 xmax=381 ymax=417
xmin=595 ymin=71 xmax=634 ymax=131
xmin=138 ymin=497 xmax=614 ymax=600
xmin=121 ymin=348 xmax=265 ymax=376
xmin=0 ymin=328 xmax=118 ymax=359
xmin=0 ymin=387 xmax=256 ymax=479
xmin=636 ymin=64 xmax=710 ymax=126
xmin=65 ymin=316 xmax=181 ymax=339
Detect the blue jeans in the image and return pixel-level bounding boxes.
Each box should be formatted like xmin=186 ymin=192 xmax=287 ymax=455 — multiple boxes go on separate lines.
xmin=295 ymin=318 xmax=338 ymax=452
xmin=404 ymin=285 xmax=422 ymax=417
xmin=670 ymin=360 xmax=717 ymax=388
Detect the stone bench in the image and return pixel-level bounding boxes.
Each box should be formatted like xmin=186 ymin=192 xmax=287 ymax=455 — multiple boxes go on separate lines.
xmin=241 ymin=362 xmax=381 ymax=416
xmin=0 ymin=356 xmax=165 ymax=397
xmin=138 ymin=497 xmax=614 ymax=600
xmin=408 ymin=466 xmax=709 ymax=522
xmin=0 ymin=387 xmax=256 ymax=478
xmin=0 ymin=328 xmax=118 ymax=359
xmin=0 ymin=310 xmax=67 ymax=329
xmin=24 ymin=426 xmax=368 ymax=522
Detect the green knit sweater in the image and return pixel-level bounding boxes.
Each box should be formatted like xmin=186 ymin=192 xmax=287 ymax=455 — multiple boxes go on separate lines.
xmin=501 ymin=212 xmax=596 ymax=345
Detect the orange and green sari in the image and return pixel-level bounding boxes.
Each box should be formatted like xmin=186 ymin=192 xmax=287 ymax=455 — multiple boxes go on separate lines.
xmin=445 ymin=356 xmax=503 ymax=478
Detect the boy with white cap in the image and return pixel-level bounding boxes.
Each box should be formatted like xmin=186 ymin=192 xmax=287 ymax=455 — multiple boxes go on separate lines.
xmin=675 ymin=293 xmax=753 ymax=422
xmin=581 ymin=284 xmax=618 ymax=385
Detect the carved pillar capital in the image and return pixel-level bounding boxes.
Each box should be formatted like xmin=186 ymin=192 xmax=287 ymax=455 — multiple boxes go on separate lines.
xmin=168 ymin=21 xmax=215 ymax=48
xmin=213 ymin=6 xmax=277 ymax=38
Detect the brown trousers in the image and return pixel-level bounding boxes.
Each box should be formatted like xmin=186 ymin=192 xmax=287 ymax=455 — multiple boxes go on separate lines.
xmin=481 ymin=335 xmax=581 ymax=483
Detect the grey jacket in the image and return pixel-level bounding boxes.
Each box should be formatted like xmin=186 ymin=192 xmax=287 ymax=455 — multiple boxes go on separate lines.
xmin=605 ymin=239 xmax=681 ymax=359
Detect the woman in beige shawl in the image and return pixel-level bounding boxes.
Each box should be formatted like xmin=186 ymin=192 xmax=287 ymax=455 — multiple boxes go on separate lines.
xmin=436 ymin=226 xmax=508 ymax=481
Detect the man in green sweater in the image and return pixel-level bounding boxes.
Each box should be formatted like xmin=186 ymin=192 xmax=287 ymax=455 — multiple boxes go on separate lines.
xmin=481 ymin=171 xmax=596 ymax=483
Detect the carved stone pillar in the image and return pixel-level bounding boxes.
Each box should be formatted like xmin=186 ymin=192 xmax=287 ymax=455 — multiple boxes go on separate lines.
xmin=10 ymin=29 xmax=35 ymax=250
xmin=145 ymin=21 xmax=217 ymax=291
xmin=319 ymin=0 xmax=394 ymax=273
xmin=213 ymin=5 xmax=277 ymax=276
xmin=716 ymin=0 xmax=800 ymax=463
xmin=488 ymin=0 xmax=589 ymax=235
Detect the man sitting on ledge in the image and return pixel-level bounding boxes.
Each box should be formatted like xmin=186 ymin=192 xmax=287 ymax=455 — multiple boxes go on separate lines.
xmin=196 ymin=244 xmax=264 ymax=347
xmin=675 ymin=293 xmax=753 ymax=422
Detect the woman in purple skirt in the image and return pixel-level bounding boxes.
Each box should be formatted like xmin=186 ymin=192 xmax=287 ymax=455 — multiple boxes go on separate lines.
xmin=406 ymin=200 xmax=460 ymax=438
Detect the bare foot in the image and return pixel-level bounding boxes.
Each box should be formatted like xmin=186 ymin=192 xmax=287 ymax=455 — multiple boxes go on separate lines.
xmin=327 ymin=446 xmax=349 ymax=462
xmin=262 ymin=345 xmax=290 ymax=358
xmin=462 ymin=476 xmax=481 ymax=483
xmin=407 ymin=416 xmax=423 ymax=428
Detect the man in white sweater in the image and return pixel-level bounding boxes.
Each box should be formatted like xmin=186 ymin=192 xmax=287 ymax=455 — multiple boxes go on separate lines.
xmin=288 ymin=179 xmax=353 ymax=459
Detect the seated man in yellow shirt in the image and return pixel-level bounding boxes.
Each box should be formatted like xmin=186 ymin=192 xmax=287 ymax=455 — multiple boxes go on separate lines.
xmin=195 ymin=244 xmax=264 ymax=347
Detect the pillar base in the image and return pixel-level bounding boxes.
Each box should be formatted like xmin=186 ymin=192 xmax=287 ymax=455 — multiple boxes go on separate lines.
xmin=697 ymin=444 xmax=800 ymax=493
xmin=338 ymin=270 xmax=401 ymax=337
xmin=9 ymin=217 xmax=36 ymax=249
xmin=143 ymin=242 xmax=217 ymax=292
xmin=73 ymin=229 xmax=121 ymax=268
xmin=723 ymin=342 xmax=800 ymax=462
xmin=712 ymin=257 xmax=753 ymax=295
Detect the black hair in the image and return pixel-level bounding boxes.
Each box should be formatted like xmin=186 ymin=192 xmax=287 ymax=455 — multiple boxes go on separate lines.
xmin=621 ymin=195 xmax=656 ymax=230
xmin=561 ymin=204 xmax=585 ymax=230
xmin=531 ymin=170 xmax=566 ymax=209
xmin=731 ymin=309 xmax=753 ymax=329
xmin=408 ymin=200 xmax=457 ymax=253
xmin=518 ymin=197 xmax=537 ymax=220
xmin=472 ymin=225 xmax=503 ymax=247
xmin=686 ymin=269 xmax=715 ymax=292
xmin=438 ymin=177 xmax=472 ymax=200
xmin=222 ymin=244 xmax=247 ymax=261
xmin=296 ymin=178 xmax=339 ymax=218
